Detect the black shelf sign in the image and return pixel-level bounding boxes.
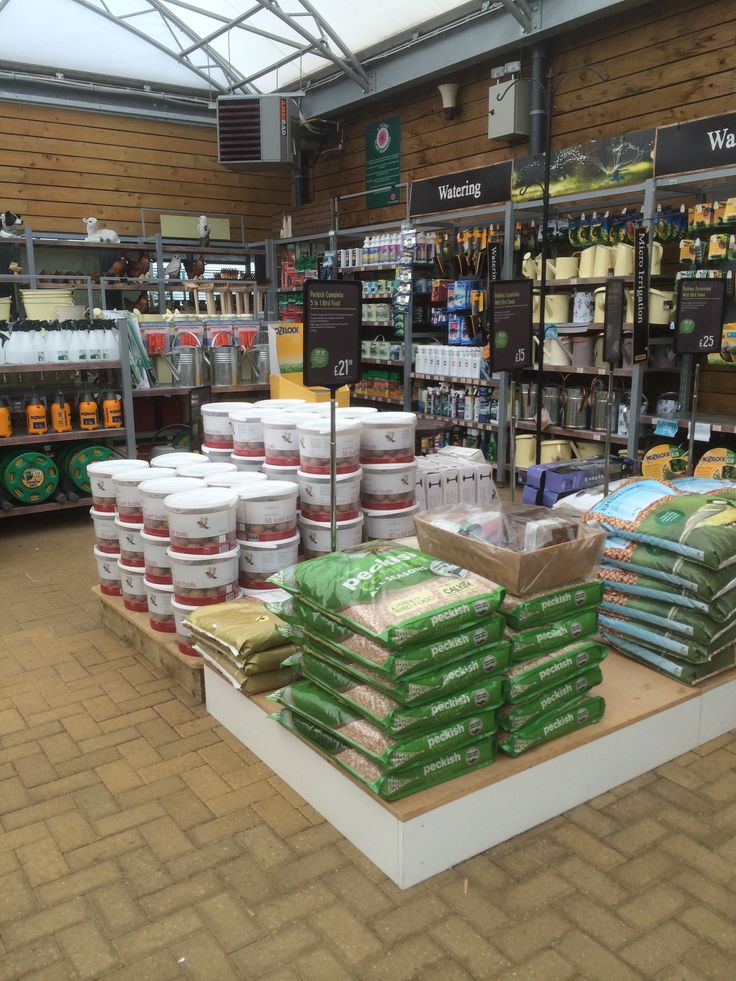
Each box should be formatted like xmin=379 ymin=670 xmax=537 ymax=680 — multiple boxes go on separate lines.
xmin=489 ymin=280 xmax=533 ymax=373
xmin=303 ymin=280 xmax=361 ymax=389
xmin=674 ymin=279 xmax=726 ymax=355
xmin=488 ymin=243 xmax=502 ymax=284
xmin=409 ymin=161 xmax=512 ymax=217
xmin=633 ymin=225 xmax=649 ymax=362
xmin=603 ymin=280 xmax=625 ymax=369
xmin=655 ymin=112 xmax=736 ymax=177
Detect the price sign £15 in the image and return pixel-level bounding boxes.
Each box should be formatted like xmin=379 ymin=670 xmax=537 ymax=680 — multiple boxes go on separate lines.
xmin=674 ymin=279 xmax=726 ymax=355
xmin=303 ymin=280 xmax=362 ymax=389
xmin=489 ymin=280 xmax=533 ymax=373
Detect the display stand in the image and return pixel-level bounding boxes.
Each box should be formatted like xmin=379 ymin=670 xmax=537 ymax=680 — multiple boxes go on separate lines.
xmin=93 ymin=586 xmax=204 ymax=702
xmin=204 ymin=655 xmax=736 ymax=889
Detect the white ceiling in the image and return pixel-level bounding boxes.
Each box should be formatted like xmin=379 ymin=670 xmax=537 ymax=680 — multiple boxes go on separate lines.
xmin=0 ymin=0 xmax=476 ymax=95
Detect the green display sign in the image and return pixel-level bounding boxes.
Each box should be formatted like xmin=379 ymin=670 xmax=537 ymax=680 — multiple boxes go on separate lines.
xmin=366 ymin=117 xmax=401 ymax=208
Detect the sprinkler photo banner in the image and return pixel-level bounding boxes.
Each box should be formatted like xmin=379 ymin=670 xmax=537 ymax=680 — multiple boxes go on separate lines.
xmin=489 ymin=280 xmax=533 ymax=373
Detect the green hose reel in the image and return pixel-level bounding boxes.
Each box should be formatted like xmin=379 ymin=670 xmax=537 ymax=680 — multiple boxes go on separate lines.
xmin=1 ymin=451 xmax=59 ymax=504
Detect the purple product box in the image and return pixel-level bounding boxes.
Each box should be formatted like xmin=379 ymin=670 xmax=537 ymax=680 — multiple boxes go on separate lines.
xmin=527 ymin=457 xmax=635 ymax=494
xmin=522 ymin=484 xmax=543 ymax=506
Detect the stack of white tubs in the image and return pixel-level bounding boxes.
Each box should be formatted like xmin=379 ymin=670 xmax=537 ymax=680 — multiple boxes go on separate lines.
xmin=359 ymin=412 xmax=419 ymax=541
xmin=88 ymin=459 xmax=150 ymax=608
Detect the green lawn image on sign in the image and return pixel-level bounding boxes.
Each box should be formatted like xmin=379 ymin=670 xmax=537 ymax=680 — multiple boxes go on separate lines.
xmin=495 ymin=331 xmax=508 ymax=349
xmin=679 ymin=319 xmax=696 ymax=334
xmin=310 ymin=347 xmax=329 ymax=368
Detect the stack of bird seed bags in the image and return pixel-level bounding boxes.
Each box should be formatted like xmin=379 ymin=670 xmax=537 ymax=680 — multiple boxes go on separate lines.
xmin=185 ymin=599 xmax=299 ymax=694
xmin=266 ymin=543 xmax=509 ymax=800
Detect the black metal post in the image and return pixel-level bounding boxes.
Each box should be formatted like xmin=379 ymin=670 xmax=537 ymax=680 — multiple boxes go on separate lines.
xmin=534 ymin=69 xmax=554 ymax=465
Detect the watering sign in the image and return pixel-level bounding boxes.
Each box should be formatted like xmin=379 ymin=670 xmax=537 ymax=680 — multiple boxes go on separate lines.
xmin=303 ymin=280 xmax=361 ymax=389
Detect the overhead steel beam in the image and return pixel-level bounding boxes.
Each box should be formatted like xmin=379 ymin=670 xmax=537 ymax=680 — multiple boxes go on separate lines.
xmin=297 ymin=0 xmax=370 ymax=89
xmin=178 ymin=5 xmax=261 ymax=57
xmin=237 ymin=44 xmax=318 ymax=89
xmin=300 ymin=0 xmax=651 ymax=118
xmin=499 ymin=0 xmax=531 ymax=33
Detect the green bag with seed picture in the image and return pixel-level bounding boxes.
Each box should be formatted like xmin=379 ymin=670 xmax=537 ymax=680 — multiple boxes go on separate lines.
xmin=602 ymin=537 xmax=736 ymax=600
xmin=599 ymin=629 xmax=736 ymax=685
xmin=273 ymin=708 xmax=496 ymax=800
xmin=504 ymin=640 xmax=608 ymax=701
xmin=601 ymin=588 xmax=725 ymax=641
xmin=502 ymin=580 xmax=602 ymax=629
xmin=599 ymin=611 xmax=736 ymax=663
xmin=598 ymin=566 xmax=736 ymax=620
xmin=506 ymin=610 xmax=599 ymax=661
xmin=499 ymin=695 xmax=606 ymax=757
xmin=498 ymin=665 xmax=603 ymax=732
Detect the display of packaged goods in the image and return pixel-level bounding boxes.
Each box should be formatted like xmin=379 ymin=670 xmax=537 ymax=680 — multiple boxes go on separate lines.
xmin=503 ymin=640 xmax=608 ymax=702
xmin=498 ymin=695 xmax=606 ymax=757
xmin=498 ymin=665 xmax=604 ymax=732
xmin=601 ymin=536 xmax=736 ymax=600
xmin=599 ymin=570 xmax=736 ymax=621
xmin=506 ymin=610 xmax=599 ymax=662
xmin=502 ymin=579 xmax=603 ymax=629
xmin=525 ymin=457 xmax=636 ymax=494
xmin=598 ymin=611 xmax=736 ymax=664
xmin=195 ymin=641 xmax=298 ymax=694
xmin=599 ymin=629 xmax=736 ymax=685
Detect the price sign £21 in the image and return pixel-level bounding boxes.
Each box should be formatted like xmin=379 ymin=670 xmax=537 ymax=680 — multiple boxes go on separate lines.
xmin=303 ymin=280 xmax=362 ymax=389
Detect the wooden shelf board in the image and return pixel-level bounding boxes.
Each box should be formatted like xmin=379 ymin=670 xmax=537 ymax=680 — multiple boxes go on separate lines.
xmin=0 ymin=497 xmax=93 ymax=518
xmin=1 ymin=361 xmax=121 ymax=373
xmin=0 ymin=427 xmax=127 ymax=447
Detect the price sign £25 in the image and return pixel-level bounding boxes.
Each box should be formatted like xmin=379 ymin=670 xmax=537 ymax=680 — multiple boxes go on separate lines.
xmin=674 ymin=279 xmax=727 ymax=355
xmin=303 ymin=280 xmax=362 ymax=388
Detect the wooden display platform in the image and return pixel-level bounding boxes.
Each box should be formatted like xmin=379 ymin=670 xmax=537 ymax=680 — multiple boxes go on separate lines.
xmin=204 ymin=657 xmax=736 ymax=888
xmin=93 ymin=586 xmax=204 ymax=702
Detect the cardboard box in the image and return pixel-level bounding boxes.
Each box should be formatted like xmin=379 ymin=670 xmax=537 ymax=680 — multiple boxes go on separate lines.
xmin=415 ymin=504 xmax=605 ymax=596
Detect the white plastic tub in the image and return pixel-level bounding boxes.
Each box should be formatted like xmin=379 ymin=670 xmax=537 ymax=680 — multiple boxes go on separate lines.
xmin=202 ymin=445 xmax=237 ymax=466
xmin=115 ymin=467 xmax=174 ymax=524
xmin=87 ymin=459 xmax=149 ymax=513
xmin=297 ymin=418 xmax=362 ymax=475
xmin=338 ymin=406 xmax=379 ymax=420
xmin=360 ymin=412 xmax=416 ymax=464
xmin=114 ymin=517 xmax=145 ymax=568
xmin=254 ymin=399 xmax=306 ymax=410
xmin=151 ymin=452 xmax=204 ymax=469
xmin=176 ymin=461 xmax=237 ymax=479
xmin=236 ymin=481 xmax=298 ymax=542
xmin=231 ymin=454 xmax=266 ymax=473
xmin=141 ymin=530 xmax=172 ymax=585
xmin=298 ymin=468 xmax=361 ymax=522
xmin=237 ymin=533 xmax=299 ymax=589
xmin=139 ymin=477 xmax=204 ymax=537
xmin=171 ymin=598 xmax=199 ymax=656
xmin=262 ymin=413 xmax=314 ymax=467
xmin=201 ymin=402 xmax=247 ymax=449
xmin=299 ymin=514 xmax=364 ymax=559
xmin=363 ymin=503 xmax=418 ymax=540
xmin=360 ymin=461 xmax=418 ymax=511
xmin=204 ymin=472 xmax=267 ymax=488
xmin=90 ymin=507 xmax=120 ymax=554
xmin=94 ymin=545 xmax=122 ymax=596
xmin=143 ymin=578 xmax=175 ymax=634
xmin=117 ymin=561 xmax=148 ymax=613
xmin=229 ymin=406 xmax=269 ymax=458
xmin=165 ymin=487 xmax=238 ymax=555
xmin=167 ymin=547 xmax=240 ymax=606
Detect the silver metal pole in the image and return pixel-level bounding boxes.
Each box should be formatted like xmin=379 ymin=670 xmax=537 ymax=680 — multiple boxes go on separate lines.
xmin=330 ymin=393 xmax=338 ymax=552
xmin=687 ymin=362 xmax=700 ymax=477
xmin=604 ymin=370 xmax=613 ymax=497
xmin=509 ymin=375 xmax=517 ymax=503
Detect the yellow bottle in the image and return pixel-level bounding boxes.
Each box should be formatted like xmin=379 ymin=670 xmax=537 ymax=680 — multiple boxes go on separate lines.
xmin=25 ymin=394 xmax=47 ymax=436
xmin=79 ymin=391 xmax=99 ymax=431
xmin=102 ymin=391 xmax=123 ymax=429
xmin=0 ymin=397 xmax=11 ymax=438
xmin=51 ymin=391 xmax=72 ymax=433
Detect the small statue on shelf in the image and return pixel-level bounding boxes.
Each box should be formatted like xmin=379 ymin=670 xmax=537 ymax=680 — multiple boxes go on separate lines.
xmin=198 ymin=215 xmax=210 ymax=247
xmin=0 ymin=210 xmax=23 ymax=238
xmin=164 ymin=255 xmax=181 ymax=279
xmin=83 ymin=216 xmax=120 ymax=243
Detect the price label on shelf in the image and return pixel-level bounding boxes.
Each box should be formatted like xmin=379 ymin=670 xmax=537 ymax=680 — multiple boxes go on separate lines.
xmin=674 ymin=279 xmax=727 ymax=355
xmin=303 ymin=280 xmax=361 ymax=388
xmin=489 ymin=280 xmax=533 ymax=373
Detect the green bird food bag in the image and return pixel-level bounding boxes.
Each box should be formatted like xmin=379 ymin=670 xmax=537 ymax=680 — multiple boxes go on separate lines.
xmin=598 ymin=612 xmax=736 ymax=663
xmin=599 ymin=628 xmax=736 ymax=685
xmin=601 ymin=588 xmax=724 ymax=640
xmin=273 ymin=708 xmax=496 ymax=800
xmin=270 ymin=544 xmax=505 ymax=647
xmin=498 ymin=665 xmax=603 ymax=732
xmin=601 ymin=537 xmax=736 ymax=600
xmin=502 ymin=579 xmax=602 ymax=630
xmin=504 ymin=640 xmax=608 ymax=701
xmin=598 ymin=566 xmax=736 ymax=621
xmin=506 ymin=610 xmax=599 ymax=662
xmin=498 ymin=695 xmax=606 ymax=757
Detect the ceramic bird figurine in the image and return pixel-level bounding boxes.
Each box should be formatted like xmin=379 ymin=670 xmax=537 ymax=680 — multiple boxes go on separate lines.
xmin=198 ymin=215 xmax=210 ymax=247
xmin=164 ymin=256 xmax=181 ymax=279
xmin=133 ymin=291 xmax=149 ymax=314
xmin=105 ymin=254 xmax=129 ymax=278
xmin=128 ymin=253 xmax=151 ymax=280
xmin=8 ymin=261 xmax=22 ymax=275
xmin=184 ymin=255 xmax=206 ymax=280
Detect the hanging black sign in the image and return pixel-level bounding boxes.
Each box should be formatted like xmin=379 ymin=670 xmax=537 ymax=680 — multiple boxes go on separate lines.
xmin=674 ymin=279 xmax=726 ymax=355
xmin=656 ymin=112 xmax=736 ymax=177
xmin=489 ymin=280 xmax=533 ymax=373
xmin=303 ymin=280 xmax=361 ymax=388
xmin=409 ymin=161 xmax=512 ymax=217
xmin=488 ymin=243 xmax=502 ymax=283
xmin=603 ymin=280 xmax=625 ymax=369
xmin=633 ymin=225 xmax=649 ymax=362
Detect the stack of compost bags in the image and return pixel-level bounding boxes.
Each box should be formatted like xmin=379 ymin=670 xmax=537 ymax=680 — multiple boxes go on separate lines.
xmin=584 ymin=477 xmax=736 ymax=684
xmin=497 ymin=579 xmax=607 ymax=757
xmin=266 ymin=543 xmax=511 ymax=800
xmin=185 ymin=599 xmax=299 ymax=694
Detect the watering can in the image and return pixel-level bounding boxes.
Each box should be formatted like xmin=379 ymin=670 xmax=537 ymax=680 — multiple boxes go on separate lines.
xmin=210 ymin=331 xmax=243 ymax=388
xmin=162 ymin=330 xmax=210 ymax=387
xmin=241 ymin=329 xmax=270 ymax=385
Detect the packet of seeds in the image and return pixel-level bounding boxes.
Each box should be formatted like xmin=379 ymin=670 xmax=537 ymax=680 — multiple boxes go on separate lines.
xmin=498 ymin=665 xmax=603 ymax=732
xmin=504 ymin=639 xmax=608 ymax=701
xmin=598 ymin=611 xmax=736 ymax=663
xmin=272 ymin=708 xmax=497 ymax=800
xmin=270 ymin=681 xmax=497 ymax=769
xmin=506 ymin=610 xmax=599 ymax=661
xmin=269 ymin=544 xmax=506 ymax=647
xmin=498 ymin=695 xmax=606 ymax=757
xmin=284 ymin=648 xmax=504 ymax=734
xmin=269 ymin=597 xmax=505 ymax=679
xmin=502 ymin=580 xmax=602 ymax=629
xmin=601 ymin=589 xmax=723 ymax=641
xmin=599 ymin=629 xmax=736 ymax=685
xmin=601 ymin=538 xmax=736 ymax=600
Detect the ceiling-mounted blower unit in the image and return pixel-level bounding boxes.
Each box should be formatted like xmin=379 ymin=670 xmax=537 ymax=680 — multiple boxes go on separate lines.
xmin=217 ymin=95 xmax=299 ymax=168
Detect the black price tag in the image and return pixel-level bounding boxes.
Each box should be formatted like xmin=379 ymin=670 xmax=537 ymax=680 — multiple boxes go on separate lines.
xmin=488 ymin=243 xmax=501 ymax=283
xmin=603 ymin=280 xmax=625 ymax=369
xmin=674 ymin=279 xmax=726 ymax=354
xmin=633 ymin=225 xmax=649 ymax=362
xmin=489 ymin=280 xmax=533 ymax=373
xmin=303 ymin=280 xmax=361 ymax=388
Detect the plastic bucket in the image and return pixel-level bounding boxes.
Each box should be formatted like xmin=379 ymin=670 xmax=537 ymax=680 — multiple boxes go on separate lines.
xmin=167 ymin=546 xmax=240 ymax=606
xmin=204 ymin=472 xmax=267 ymax=488
xmin=141 ymin=530 xmax=172 ymax=585
xmin=298 ymin=468 xmax=361 ymax=522
xmin=139 ymin=477 xmax=204 ymax=537
xmin=90 ymin=507 xmax=120 ymax=554
xmin=151 ymin=452 xmax=204 ymax=469
xmin=262 ymin=413 xmax=314 ymax=467
xmin=202 ymin=445 xmax=238 ymax=466
xmin=236 ymin=481 xmax=299 ymax=542
xmin=299 ymin=514 xmax=364 ymax=559
xmin=88 ymin=459 xmax=148 ymax=512
xmin=165 ymin=487 xmax=238 ymax=555
xmin=231 ymin=454 xmax=266 ymax=473
xmin=117 ymin=560 xmax=148 ymax=613
xmin=143 ymin=578 xmax=175 ymax=633
xmin=201 ymin=401 xmax=247 ymax=449
xmin=115 ymin=467 xmax=174 ymax=524
xmin=94 ymin=545 xmax=122 ymax=596
xmin=360 ymin=412 xmax=416 ymax=464
xmin=363 ymin=503 xmax=418 ymax=540
xmin=237 ymin=533 xmax=299 ymax=589
xmin=229 ymin=406 xmax=269 ymax=458
xmin=114 ymin=517 xmax=145 ymax=568
xmin=254 ymin=399 xmax=306 ymax=410
xmin=360 ymin=461 xmax=418 ymax=511
xmin=176 ymin=461 xmax=237 ymax=479
xmin=171 ymin=598 xmax=199 ymax=656
xmin=297 ymin=418 xmax=361 ymax=475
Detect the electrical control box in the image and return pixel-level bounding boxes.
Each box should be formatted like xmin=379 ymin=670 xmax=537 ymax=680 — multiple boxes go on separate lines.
xmin=488 ymin=79 xmax=530 ymax=142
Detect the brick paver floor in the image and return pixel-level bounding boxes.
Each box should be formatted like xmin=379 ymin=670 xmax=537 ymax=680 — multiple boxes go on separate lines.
xmin=1 ymin=511 xmax=735 ymax=979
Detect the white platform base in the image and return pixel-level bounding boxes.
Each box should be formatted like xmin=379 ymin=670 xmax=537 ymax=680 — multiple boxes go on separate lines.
xmin=205 ymin=661 xmax=736 ymax=889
